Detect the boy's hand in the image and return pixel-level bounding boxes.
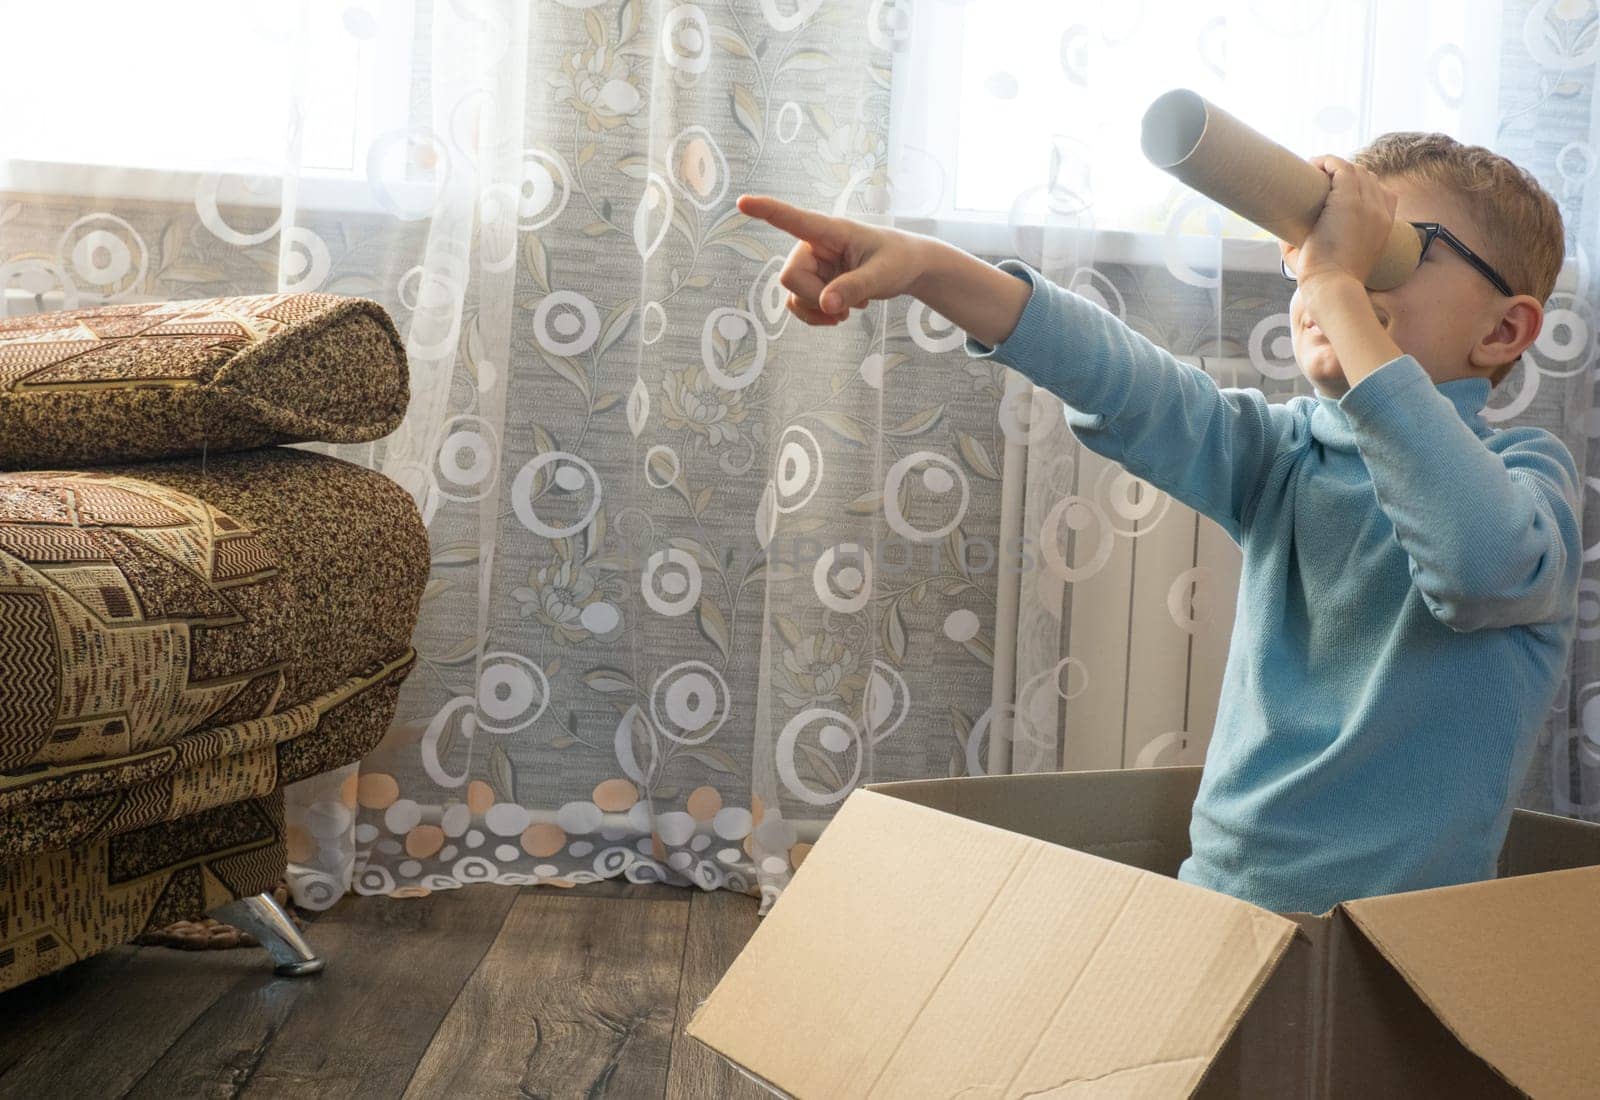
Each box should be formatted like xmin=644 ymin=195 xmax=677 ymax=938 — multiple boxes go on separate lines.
xmin=736 ymin=194 xmax=929 ymax=325
xmin=1279 ymin=155 xmax=1400 ymax=291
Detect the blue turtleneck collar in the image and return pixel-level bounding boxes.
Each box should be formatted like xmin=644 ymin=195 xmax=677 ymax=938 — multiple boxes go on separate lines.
xmin=1311 ymin=363 xmax=1492 ymax=450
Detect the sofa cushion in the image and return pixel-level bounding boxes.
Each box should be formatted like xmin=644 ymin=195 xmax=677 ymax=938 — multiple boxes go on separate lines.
xmin=0 ymin=448 xmax=428 ymax=777
xmin=0 ymin=652 xmax=412 ymax=866
xmin=0 ymin=293 xmax=408 ymax=469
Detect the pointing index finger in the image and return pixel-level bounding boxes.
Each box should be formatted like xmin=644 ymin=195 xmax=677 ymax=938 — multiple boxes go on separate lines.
xmin=737 ymin=194 xmax=845 ymax=248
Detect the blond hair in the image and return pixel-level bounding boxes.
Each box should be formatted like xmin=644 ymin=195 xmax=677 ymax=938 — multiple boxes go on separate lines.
xmin=1351 ymin=132 xmax=1565 ymax=386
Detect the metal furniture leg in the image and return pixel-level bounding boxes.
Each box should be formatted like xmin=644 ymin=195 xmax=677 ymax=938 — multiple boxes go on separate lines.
xmin=208 ymin=892 xmax=325 ymax=977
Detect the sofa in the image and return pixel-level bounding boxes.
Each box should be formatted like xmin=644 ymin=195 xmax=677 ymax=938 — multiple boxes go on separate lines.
xmin=0 ymin=292 xmax=428 ymax=990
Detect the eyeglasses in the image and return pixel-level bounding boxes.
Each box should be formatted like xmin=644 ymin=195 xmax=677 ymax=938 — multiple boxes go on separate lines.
xmin=1279 ymin=221 xmax=1514 ymax=298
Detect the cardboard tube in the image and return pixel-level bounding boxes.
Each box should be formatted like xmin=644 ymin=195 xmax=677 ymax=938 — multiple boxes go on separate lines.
xmin=1141 ymin=88 xmax=1422 ymax=290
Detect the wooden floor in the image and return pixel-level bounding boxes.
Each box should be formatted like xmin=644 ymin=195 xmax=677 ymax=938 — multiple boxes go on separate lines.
xmin=0 ymin=880 xmax=771 ymax=1099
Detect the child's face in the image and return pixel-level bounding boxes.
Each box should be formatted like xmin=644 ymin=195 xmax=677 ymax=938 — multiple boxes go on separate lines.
xmin=1288 ymin=176 xmax=1508 ymax=398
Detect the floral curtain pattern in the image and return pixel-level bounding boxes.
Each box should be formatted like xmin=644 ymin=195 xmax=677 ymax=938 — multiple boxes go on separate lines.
xmin=1 ymin=0 xmax=1595 ymax=918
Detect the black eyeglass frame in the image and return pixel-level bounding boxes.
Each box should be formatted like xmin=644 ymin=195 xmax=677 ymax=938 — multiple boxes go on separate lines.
xmin=1280 ymin=221 xmax=1514 ymax=298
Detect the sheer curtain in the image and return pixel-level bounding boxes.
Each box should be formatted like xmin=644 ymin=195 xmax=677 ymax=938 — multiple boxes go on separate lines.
xmin=1 ymin=0 xmax=1593 ymax=919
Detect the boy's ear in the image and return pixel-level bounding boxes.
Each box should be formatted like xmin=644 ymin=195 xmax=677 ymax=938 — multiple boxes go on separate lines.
xmin=1469 ymin=295 xmax=1544 ymax=371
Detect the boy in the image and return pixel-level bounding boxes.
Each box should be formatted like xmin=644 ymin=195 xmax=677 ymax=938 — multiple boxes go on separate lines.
xmin=735 ymin=131 xmax=1582 ymax=914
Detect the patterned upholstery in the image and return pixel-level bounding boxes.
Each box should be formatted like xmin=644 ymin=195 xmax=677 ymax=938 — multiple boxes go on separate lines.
xmin=0 ymin=293 xmax=409 ymax=469
xmin=0 ymin=448 xmax=427 ymax=991
xmin=2 ymin=792 xmax=289 ymax=990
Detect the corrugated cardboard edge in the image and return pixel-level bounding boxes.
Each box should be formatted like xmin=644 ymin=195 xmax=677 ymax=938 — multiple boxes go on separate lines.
xmin=1169 ymin=909 xmax=1303 ymax=1098
xmin=1340 ymin=865 xmax=1600 ymax=1100
xmin=862 ymin=766 xmax=1202 ymax=877
xmin=679 ymin=1023 xmax=795 ymax=1100
xmin=685 ymin=788 xmax=1300 ymax=1098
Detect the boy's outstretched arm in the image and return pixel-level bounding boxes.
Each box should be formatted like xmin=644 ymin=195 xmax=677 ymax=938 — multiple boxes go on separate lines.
xmin=738 ymin=190 xmax=1296 ymax=543
xmin=917 ymin=237 xmax=1299 ymax=543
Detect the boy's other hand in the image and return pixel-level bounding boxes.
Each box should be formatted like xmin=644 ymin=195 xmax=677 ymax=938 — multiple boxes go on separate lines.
xmin=1279 ymin=155 xmax=1399 ymax=291
xmin=736 ymin=194 xmax=928 ymax=325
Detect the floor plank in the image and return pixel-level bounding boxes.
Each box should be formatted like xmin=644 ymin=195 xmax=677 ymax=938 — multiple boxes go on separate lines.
xmin=0 ymin=945 xmax=254 ymax=1098
xmin=0 ymin=947 xmax=136 ymax=1080
xmin=554 ymin=878 xmax=695 ymax=902
xmin=1 ymin=883 xmax=767 ymax=1099
xmin=403 ymin=892 xmax=691 ymax=1099
xmin=666 ymin=889 xmax=769 ymax=1100
xmin=122 ymin=884 xmax=520 ymax=1100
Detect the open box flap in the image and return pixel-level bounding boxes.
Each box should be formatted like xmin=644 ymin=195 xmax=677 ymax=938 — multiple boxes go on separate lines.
xmin=687 ymin=788 xmax=1297 ymax=1098
xmin=1340 ymin=865 xmax=1600 ymax=1100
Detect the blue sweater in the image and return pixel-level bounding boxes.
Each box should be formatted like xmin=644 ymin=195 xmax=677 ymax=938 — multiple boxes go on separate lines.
xmin=963 ymin=259 xmax=1583 ymax=914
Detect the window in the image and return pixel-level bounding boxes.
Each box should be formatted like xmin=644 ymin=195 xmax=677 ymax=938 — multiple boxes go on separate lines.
xmin=890 ymin=1 xmax=1503 ymax=271
xmin=0 ymin=1 xmax=414 ymax=212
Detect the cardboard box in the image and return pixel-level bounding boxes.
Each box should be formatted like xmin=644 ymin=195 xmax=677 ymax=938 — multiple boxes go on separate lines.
xmin=687 ymin=766 xmax=1600 ymax=1098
